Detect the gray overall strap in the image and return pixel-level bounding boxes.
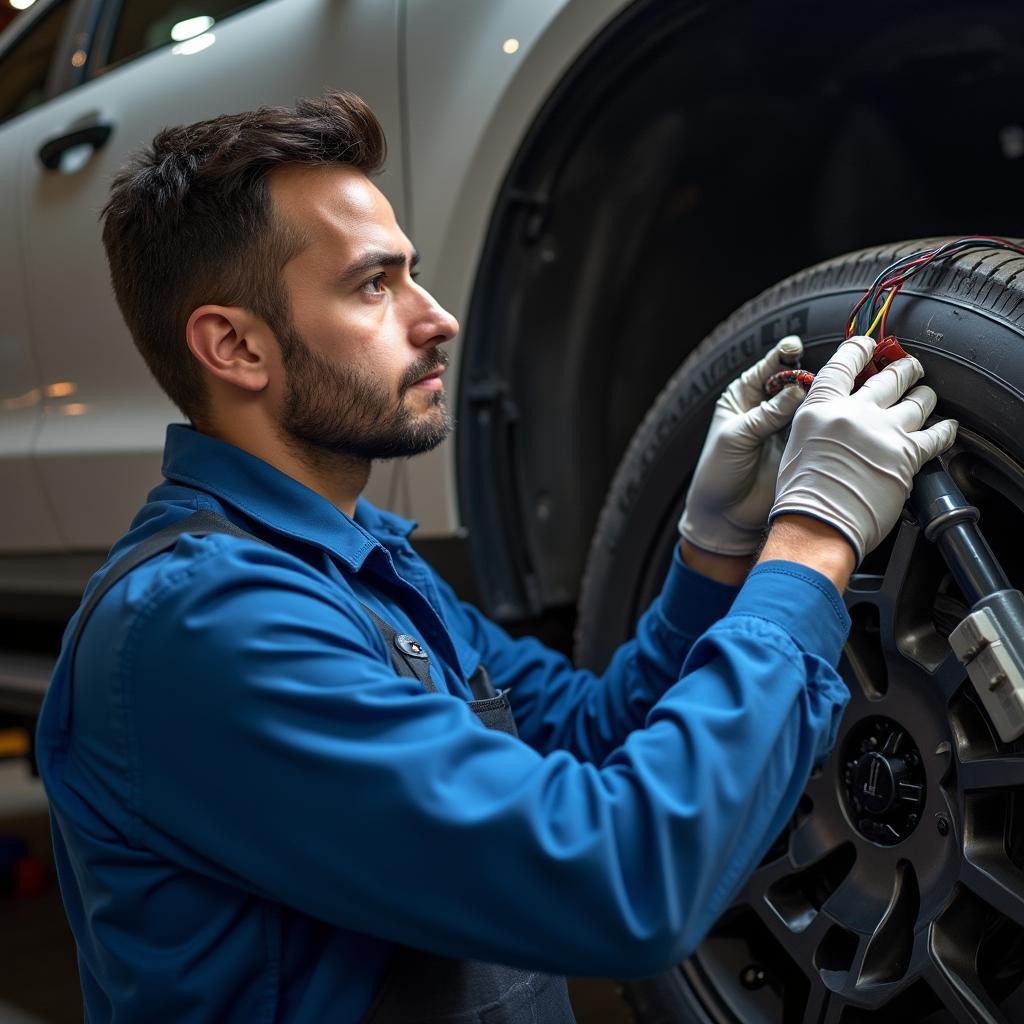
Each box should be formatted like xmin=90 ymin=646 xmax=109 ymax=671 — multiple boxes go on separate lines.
xmin=68 ymin=510 xmax=257 ymax=678
xmin=360 ymin=605 xmax=438 ymax=693
xmin=69 ymin=509 xmax=439 ymax=694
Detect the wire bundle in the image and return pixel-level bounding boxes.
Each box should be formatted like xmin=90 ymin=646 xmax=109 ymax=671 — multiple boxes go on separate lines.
xmin=846 ymin=236 xmax=1024 ymax=342
xmin=764 ymin=236 xmax=1024 ymax=397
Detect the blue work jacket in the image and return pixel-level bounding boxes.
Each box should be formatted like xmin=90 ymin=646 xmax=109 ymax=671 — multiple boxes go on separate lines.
xmin=36 ymin=424 xmax=850 ymax=1022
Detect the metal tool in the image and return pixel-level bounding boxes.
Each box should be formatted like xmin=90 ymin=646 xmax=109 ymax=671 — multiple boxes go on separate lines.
xmin=908 ymin=459 xmax=1024 ymax=742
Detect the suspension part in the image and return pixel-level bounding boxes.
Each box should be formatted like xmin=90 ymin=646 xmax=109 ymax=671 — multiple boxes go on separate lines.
xmin=908 ymin=459 xmax=1024 ymax=742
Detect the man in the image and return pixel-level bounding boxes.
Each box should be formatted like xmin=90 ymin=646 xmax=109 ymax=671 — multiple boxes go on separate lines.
xmin=36 ymin=93 xmax=956 ymax=1022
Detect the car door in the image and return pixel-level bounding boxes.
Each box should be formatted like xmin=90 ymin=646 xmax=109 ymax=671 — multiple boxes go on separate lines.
xmin=0 ymin=0 xmax=82 ymax=552
xmin=17 ymin=0 xmax=404 ymax=550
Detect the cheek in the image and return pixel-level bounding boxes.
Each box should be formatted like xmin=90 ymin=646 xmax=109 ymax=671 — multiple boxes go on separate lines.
xmin=293 ymin=303 xmax=379 ymax=363
xmin=292 ymin=295 xmax=411 ymax=392
xmin=348 ymin=342 xmax=407 ymax=400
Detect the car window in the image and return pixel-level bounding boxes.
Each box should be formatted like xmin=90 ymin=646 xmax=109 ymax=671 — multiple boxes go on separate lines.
xmin=101 ymin=0 xmax=265 ymax=70
xmin=0 ymin=0 xmax=73 ymax=127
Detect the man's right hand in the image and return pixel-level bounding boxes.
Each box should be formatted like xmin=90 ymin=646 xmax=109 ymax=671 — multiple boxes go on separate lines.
xmin=768 ymin=335 xmax=959 ymax=565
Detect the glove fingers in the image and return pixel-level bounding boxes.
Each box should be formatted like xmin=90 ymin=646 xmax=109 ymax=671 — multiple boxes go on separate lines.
xmin=808 ymin=336 xmax=875 ymax=399
xmin=909 ymin=418 xmax=959 ymax=468
xmin=733 ymin=335 xmax=804 ymax=407
xmin=887 ymin=385 xmax=937 ymax=431
xmin=855 ymin=355 xmax=924 ymax=409
xmin=738 ymin=384 xmax=805 ymax=440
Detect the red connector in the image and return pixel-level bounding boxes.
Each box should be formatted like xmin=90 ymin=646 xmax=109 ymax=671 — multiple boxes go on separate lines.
xmin=763 ymin=368 xmax=815 ymax=398
xmin=852 ymin=336 xmax=909 ymax=390
xmin=763 ymin=336 xmax=911 ymax=397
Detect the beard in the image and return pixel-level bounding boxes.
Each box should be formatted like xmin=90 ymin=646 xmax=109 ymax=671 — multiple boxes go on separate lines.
xmin=276 ymin=322 xmax=453 ymax=462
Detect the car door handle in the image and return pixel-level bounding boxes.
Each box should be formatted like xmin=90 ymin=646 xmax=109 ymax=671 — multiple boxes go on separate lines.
xmin=38 ymin=121 xmax=114 ymax=170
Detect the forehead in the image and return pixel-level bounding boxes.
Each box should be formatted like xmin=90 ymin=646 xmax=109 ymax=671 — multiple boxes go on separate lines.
xmin=269 ymin=164 xmax=407 ymax=260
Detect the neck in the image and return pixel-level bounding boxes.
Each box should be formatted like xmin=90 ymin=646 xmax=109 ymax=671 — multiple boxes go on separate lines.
xmin=278 ymin=436 xmax=371 ymax=518
xmin=202 ymin=415 xmax=370 ymax=519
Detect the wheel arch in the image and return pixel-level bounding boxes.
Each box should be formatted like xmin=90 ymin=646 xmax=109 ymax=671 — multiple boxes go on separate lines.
xmin=449 ymin=0 xmax=1024 ymax=621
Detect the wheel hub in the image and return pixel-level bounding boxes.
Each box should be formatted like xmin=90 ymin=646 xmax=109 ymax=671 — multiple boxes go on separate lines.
xmin=842 ymin=717 xmax=925 ymax=845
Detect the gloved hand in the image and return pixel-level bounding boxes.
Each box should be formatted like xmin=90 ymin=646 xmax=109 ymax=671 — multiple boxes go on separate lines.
xmin=768 ymin=335 xmax=959 ymax=563
xmin=679 ymin=336 xmax=807 ymax=556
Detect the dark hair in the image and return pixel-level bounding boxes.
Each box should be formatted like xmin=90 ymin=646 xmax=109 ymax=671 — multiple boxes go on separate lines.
xmin=101 ymin=92 xmax=387 ymax=424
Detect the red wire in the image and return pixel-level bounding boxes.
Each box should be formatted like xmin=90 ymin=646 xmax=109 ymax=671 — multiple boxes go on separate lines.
xmin=849 ymin=238 xmax=1024 ymax=340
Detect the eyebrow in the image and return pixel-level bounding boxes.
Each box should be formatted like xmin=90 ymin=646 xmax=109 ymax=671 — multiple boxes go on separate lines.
xmin=339 ymin=248 xmax=420 ymax=283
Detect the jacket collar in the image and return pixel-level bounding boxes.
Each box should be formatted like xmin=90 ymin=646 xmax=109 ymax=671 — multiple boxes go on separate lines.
xmin=160 ymin=424 xmax=418 ymax=570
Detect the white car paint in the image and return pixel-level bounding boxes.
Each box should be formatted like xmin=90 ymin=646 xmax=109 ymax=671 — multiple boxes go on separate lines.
xmin=0 ymin=109 xmax=65 ymax=551
xmin=0 ymin=0 xmax=634 ymax=552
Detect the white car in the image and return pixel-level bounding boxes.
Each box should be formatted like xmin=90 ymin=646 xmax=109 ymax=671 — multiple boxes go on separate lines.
xmin=4 ymin=0 xmax=1024 ymax=1020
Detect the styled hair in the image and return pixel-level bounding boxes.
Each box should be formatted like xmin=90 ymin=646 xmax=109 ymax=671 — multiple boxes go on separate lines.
xmin=101 ymin=92 xmax=387 ymax=424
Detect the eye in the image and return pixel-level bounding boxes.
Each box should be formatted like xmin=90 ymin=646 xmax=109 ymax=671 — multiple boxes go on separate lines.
xmin=362 ymin=273 xmax=387 ymax=295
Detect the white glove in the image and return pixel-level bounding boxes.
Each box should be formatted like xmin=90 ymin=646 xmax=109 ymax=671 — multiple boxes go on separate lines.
xmin=769 ymin=335 xmax=959 ymax=563
xmin=679 ymin=336 xmax=807 ymax=556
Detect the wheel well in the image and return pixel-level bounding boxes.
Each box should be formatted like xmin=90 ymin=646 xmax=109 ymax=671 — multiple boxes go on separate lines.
xmin=458 ymin=0 xmax=1024 ymax=619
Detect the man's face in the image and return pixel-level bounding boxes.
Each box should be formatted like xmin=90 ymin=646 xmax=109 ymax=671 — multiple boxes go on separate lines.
xmin=267 ymin=165 xmax=459 ymax=461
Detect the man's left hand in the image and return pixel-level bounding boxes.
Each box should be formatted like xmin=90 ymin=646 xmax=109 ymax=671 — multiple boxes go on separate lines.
xmin=678 ymin=336 xmax=806 ymax=557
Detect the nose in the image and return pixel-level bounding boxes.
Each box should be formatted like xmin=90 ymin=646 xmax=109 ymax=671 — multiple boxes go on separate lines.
xmin=409 ymin=284 xmax=459 ymax=349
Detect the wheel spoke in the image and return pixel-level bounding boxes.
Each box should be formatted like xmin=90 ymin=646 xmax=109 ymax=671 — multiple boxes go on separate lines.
xmin=738 ymin=860 xmax=836 ymax=963
xmin=788 ymin=814 xmax=838 ymax=869
xmin=959 ymin=753 xmax=1024 ymax=790
xmin=809 ymin=928 xmax=918 ymax=1014
xmin=924 ymin=955 xmax=1008 ymax=1024
xmin=840 ymin=648 xmax=889 ymax=709
xmin=930 ymin=649 xmax=968 ymax=704
xmin=961 ymin=855 xmax=1024 ymax=930
xmin=800 ymin=977 xmax=831 ymax=1024
xmin=855 ymin=861 xmax=919 ymax=987
xmin=734 ymin=854 xmax=794 ymax=909
xmin=878 ymin=519 xmax=922 ymax=620
xmin=748 ymin=895 xmax=823 ymax=957
xmin=926 ymin=880 xmax=1020 ymax=1023
xmin=818 ymin=992 xmax=846 ymax=1024
xmin=845 ymin=573 xmax=884 ymax=605
xmin=842 ymin=521 xmax=924 ymax=681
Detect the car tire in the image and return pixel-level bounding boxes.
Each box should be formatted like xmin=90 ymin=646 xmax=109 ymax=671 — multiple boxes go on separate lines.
xmin=576 ymin=238 xmax=1024 ymax=1022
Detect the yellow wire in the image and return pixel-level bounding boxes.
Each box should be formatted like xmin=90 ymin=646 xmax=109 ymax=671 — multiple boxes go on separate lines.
xmin=863 ymin=288 xmax=897 ymax=339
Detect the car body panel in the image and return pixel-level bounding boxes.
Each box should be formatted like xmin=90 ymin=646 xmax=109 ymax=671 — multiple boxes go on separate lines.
xmin=0 ymin=111 xmax=65 ymax=551
xmin=13 ymin=0 xmax=405 ymax=549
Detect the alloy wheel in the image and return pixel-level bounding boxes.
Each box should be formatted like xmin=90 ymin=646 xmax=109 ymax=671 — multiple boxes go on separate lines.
xmin=683 ymin=429 xmax=1024 ymax=1023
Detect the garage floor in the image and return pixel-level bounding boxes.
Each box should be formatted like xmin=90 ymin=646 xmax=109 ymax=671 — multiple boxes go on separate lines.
xmin=0 ymin=757 xmax=632 ymax=1024
xmin=0 ymin=759 xmax=81 ymax=1024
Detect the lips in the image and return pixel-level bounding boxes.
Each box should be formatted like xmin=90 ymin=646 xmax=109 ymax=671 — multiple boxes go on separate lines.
xmin=404 ymin=353 xmax=449 ymax=391
xmin=414 ymin=367 xmax=444 ymax=385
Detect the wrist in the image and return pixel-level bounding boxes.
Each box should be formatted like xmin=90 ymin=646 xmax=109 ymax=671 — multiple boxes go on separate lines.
xmin=758 ymin=515 xmax=855 ymax=592
xmin=679 ymin=538 xmax=751 ymax=586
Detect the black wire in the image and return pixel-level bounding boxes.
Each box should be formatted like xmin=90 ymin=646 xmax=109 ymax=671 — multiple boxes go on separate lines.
xmin=849 ymin=238 xmax=1024 ymax=337
xmin=854 ymin=247 xmax=933 ymax=335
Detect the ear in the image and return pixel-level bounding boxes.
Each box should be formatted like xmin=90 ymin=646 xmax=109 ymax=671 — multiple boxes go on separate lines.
xmin=186 ymin=305 xmax=270 ymax=393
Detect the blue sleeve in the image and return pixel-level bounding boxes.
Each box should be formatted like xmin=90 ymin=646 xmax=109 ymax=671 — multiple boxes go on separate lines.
xmin=434 ymin=546 xmax=742 ymax=761
xmin=108 ymin=539 xmax=849 ymax=978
